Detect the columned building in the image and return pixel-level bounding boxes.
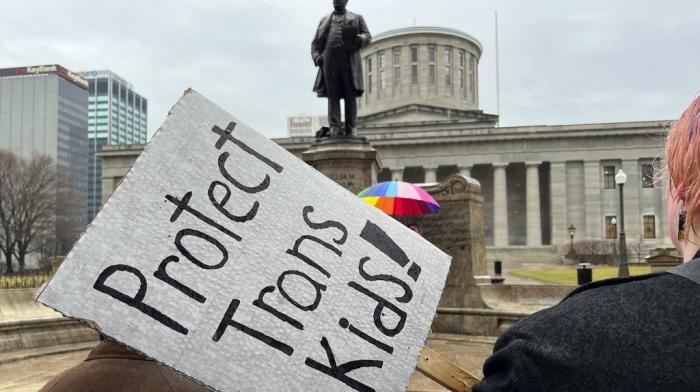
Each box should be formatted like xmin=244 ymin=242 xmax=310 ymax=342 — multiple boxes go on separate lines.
xmin=276 ymin=27 xmax=670 ymax=256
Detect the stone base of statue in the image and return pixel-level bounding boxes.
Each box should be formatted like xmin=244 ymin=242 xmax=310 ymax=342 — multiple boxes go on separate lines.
xmin=397 ymin=175 xmax=492 ymax=334
xmin=302 ymin=135 xmax=380 ymax=195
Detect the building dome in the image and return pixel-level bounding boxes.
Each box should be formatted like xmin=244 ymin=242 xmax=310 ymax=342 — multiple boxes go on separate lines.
xmin=358 ymin=26 xmax=483 ymax=121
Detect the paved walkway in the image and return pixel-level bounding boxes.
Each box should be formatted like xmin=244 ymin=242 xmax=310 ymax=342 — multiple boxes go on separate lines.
xmin=0 ymin=349 xmax=89 ymax=392
xmin=0 ymin=335 xmax=495 ymax=391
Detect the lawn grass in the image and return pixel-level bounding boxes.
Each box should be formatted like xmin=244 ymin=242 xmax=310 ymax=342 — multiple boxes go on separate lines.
xmin=509 ymin=265 xmax=652 ymax=285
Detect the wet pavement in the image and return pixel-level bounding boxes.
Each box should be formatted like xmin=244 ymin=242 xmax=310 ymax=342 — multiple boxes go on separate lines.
xmin=0 ymin=349 xmax=89 ymax=392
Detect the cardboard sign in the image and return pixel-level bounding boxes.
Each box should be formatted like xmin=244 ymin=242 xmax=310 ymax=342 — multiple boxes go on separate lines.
xmin=37 ymin=91 xmax=451 ymax=392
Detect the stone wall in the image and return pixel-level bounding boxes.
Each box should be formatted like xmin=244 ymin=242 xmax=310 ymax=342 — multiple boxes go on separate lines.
xmin=0 ymin=289 xmax=97 ymax=353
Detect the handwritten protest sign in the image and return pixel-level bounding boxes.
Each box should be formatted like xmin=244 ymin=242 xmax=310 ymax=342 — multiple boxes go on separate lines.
xmin=37 ymin=91 xmax=451 ymax=392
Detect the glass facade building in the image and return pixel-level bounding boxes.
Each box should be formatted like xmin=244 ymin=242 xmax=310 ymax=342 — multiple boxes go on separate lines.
xmin=81 ymin=70 xmax=147 ymax=222
xmin=0 ymin=64 xmax=89 ymax=253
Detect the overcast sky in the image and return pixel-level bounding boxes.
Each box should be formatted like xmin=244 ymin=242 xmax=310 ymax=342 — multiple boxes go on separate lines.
xmin=1 ymin=0 xmax=699 ymax=138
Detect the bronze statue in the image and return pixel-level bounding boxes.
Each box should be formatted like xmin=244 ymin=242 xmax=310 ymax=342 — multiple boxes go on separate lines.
xmin=311 ymin=0 xmax=371 ymax=138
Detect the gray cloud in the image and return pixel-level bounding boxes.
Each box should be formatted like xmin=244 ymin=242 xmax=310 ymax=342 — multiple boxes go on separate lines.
xmin=1 ymin=0 xmax=698 ymax=138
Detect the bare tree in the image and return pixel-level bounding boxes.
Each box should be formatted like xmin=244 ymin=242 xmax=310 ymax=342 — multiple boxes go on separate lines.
xmin=0 ymin=150 xmax=78 ymax=273
xmin=13 ymin=155 xmax=58 ymax=271
xmin=0 ymin=151 xmax=19 ymax=273
xmin=562 ymin=239 xmax=615 ymax=265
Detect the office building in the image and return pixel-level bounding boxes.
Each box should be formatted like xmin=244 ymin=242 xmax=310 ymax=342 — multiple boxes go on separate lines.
xmin=80 ymin=70 xmax=147 ymax=222
xmin=287 ymin=115 xmax=328 ymax=137
xmin=0 ymin=64 xmax=88 ymax=253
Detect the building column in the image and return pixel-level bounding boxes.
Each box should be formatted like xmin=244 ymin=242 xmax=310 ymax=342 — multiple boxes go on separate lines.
xmin=584 ymin=160 xmax=602 ymax=239
xmin=390 ymin=168 xmax=403 ymax=181
xmin=621 ymin=159 xmax=641 ymax=239
xmin=424 ymin=166 xmax=438 ymax=183
xmin=493 ymin=162 xmax=509 ymax=247
xmin=458 ymin=165 xmax=472 ymax=178
xmin=526 ymin=161 xmax=542 ymax=246
xmin=550 ymin=162 xmax=568 ymax=247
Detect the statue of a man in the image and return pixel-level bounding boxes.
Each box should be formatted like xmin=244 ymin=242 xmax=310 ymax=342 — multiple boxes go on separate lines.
xmin=311 ymin=0 xmax=371 ymax=138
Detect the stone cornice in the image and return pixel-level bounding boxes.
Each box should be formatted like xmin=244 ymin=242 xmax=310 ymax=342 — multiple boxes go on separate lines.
xmin=371 ymin=26 xmax=483 ymax=55
xmin=95 ymin=144 xmax=144 ymax=158
xmin=422 ymin=174 xmax=482 ymax=200
xmin=274 ymin=120 xmax=672 ymax=152
xmin=358 ymin=103 xmax=498 ymax=127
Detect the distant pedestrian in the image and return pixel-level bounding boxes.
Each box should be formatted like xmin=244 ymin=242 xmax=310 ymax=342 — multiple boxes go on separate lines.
xmin=407 ymin=223 xmax=423 ymax=236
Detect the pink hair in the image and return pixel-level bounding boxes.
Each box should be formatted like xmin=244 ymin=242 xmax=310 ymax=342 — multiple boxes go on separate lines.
xmin=665 ymin=94 xmax=700 ymax=232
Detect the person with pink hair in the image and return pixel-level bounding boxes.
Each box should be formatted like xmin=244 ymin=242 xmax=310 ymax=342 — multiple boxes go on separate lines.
xmin=474 ymin=95 xmax=700 ymax=392
xmin=665 ymin=95 xmax=700 ymax=257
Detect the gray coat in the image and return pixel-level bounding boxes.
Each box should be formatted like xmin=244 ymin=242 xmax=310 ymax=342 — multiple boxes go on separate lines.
xmin=474 ymin=260 xmax=700 ymax=391
xmin=311 ymin=11 xmax=371 ymax=98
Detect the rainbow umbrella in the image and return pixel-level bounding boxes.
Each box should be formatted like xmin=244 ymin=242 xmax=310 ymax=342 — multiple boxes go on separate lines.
xmin=358 ymin=180 xmax=441 ymax=216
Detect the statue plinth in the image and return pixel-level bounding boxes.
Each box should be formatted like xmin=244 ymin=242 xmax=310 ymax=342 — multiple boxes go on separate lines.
xmin=312 ymin=135 xmax=369 ymax=146
xmin=302 ymin=139 xmax=380 ymax=195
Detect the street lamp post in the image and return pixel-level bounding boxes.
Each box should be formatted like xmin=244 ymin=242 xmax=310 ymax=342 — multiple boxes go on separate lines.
xmin=568 ymin=224 xmax=576 ymax=256
xmin=615 ymin=169 xmax=629 ymax=278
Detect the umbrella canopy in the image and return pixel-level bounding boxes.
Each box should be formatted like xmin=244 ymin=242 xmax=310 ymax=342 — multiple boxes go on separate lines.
xmin=358 ymin=180 xmax=441 ymax=216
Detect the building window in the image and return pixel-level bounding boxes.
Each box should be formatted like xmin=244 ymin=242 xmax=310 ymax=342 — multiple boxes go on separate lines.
xmin=605 ymin=216 xmax=618 ymax=239
xmin=459 ymin=50 xmax=466 ymax=92
xmin=378 ymin=51 xmax=386 ymax=90
xmin=643 ymin=215 xmax=656 ymax=239
xmin=603 ymin=165 xmax=616 ymax=189
xmin=96 ymin=78 xmax=108 ymax=95
xmin=428 ymin=46 xmax=436 ymax=85
xmin=366 ymin=56 xmax=373 ymax=94
xmin=444 ymin=48 xmax=452 ymax=87
xmin=641 ymin=164 xmax=655 ymax=188
xmin=410 ymin=46 xmax=419 ymax=85
xmin=393 ymin=47 xmax=401 ymax=91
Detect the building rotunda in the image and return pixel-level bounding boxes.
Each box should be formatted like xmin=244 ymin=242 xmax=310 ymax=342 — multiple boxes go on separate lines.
xmin=277 ymin=26 xmax=670 ymax=259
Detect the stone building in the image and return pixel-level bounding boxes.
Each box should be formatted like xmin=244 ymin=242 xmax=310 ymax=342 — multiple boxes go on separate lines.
xmin=276 ymin=27 xmax=670 ymax=259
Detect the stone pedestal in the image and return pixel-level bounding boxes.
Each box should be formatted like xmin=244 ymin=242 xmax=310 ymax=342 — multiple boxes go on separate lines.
xmin=645 ymin=248 xmax=682 ymax=272
xmin=301 ymin=139 xmax=381 ymax=194
xmin=398 ymin=174 xmax=491 ymax=334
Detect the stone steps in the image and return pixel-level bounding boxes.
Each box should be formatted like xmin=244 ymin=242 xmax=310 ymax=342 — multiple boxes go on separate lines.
xmin=0 ymin=341 xmax=96 ymax=365
xmin=0 ymin=289 xmax=99 ymax=356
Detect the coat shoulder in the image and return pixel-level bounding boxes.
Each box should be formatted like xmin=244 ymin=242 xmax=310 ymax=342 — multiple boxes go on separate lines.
xmin=347 ymin=11 xmax=365 ymax=21
xmin=562 ymin=271 xmax=665 ymax=302
xmin=317 ymin=13 xmax=331 ymax=27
